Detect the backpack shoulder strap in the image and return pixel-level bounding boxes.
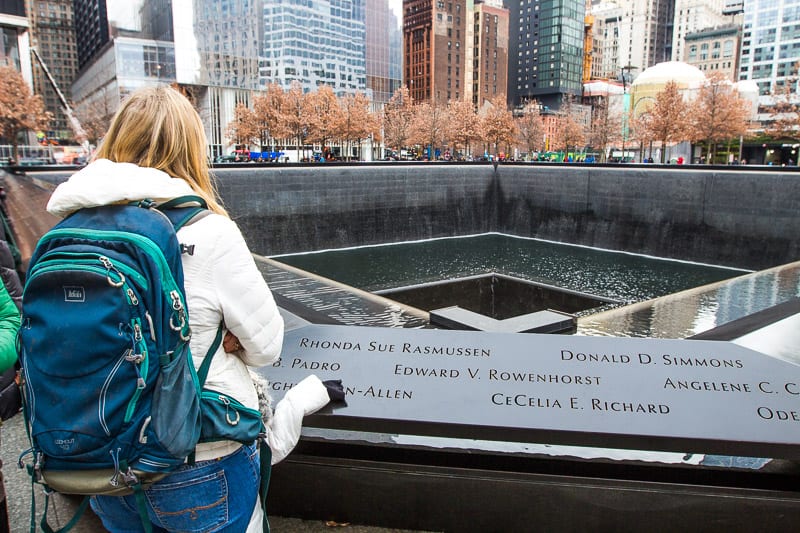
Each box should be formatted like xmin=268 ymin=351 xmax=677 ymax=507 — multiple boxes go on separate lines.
xmin=157 ymin=196 xmax=211 ymax=232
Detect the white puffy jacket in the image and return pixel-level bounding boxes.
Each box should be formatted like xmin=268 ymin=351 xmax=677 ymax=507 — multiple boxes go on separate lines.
xmin=47 ymin=159 xmax=330 ymax=464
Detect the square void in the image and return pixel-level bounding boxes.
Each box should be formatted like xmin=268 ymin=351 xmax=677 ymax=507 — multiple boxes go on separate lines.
xmin=377 ymin=273 xmax=618 ymax=320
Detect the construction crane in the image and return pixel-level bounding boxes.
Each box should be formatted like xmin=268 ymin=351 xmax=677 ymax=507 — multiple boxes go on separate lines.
xmin=30 ymin=46 xmax=88 ymax=146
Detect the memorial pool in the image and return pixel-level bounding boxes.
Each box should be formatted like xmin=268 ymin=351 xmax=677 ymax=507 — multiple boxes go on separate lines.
xmin=273 ymin=233 xmax=745 ymax=306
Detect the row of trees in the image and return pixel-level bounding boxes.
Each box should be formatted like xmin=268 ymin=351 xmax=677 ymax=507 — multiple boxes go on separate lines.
xmin=3 ymin=61 xmax=798 ymax=164
xmin=227 ymin=74 xmax=775 ymax=164
xmin=382 ymin=89 xmax=519 ymax=159
xmin=226 ymin=83 xmax=523 ymax=160
xmin=227 ymin=83 xmax=379 ymax=161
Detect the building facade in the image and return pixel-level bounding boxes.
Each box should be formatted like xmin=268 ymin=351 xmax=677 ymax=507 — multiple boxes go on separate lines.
xmin=468 ymin=0 xmax=509 ymax=106
xmin=72 ymin=0 xmax=108 ymax=70
xmin=27 ymin=0 xmax=79 ymax=140
xmin=672 ymin=0 xmax=726 ymax=62
xmin=590 ymin=0 xmax=676 ymax=84
xmin=366 ymin=0 xmax=402 ymax=109
xmin=403 ymin=0 xmax=468 ymax=104
xmin=506 ymin=0 xmax=585 ymax=110
xmin=684 ymin=23 xmax=740 ymax=80
xmin=738 ymin=0 xmax=800 ymax=96
xmin=73 ymin=0 xmax=381 ymax=157
xmin=1 ymin=0 xmax=30 ymax=77
xmin=260 ymin=0 xmax=367 ymax=96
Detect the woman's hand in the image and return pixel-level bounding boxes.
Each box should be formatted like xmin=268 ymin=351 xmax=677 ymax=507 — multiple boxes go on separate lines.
xmin=223 ymin=331 xmax=242 ymax=352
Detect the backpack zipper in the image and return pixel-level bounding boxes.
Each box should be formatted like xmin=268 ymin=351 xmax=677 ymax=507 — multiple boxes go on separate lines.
xmin=124 ymin=318 xmax=150 ymax=423
xmin=99 ymin=353 xmax=128 ymax=436
xmin=27 ymin=252 xmax=149 ymax=290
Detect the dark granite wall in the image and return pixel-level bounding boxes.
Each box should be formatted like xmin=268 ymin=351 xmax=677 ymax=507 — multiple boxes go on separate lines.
xmin=496 ymin=166 xmax=800 ymax=269
xmin=216 ymin=164 xmax=799 ymax=270
xmin=216 ymin=165 xmax=497 ymax=257
xmin=15 ymin=164 xmax=800 ymax=270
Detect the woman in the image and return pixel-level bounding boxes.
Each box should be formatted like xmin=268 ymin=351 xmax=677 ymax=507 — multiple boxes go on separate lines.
xmin=46 ymin=86 xmax=330 ymax=532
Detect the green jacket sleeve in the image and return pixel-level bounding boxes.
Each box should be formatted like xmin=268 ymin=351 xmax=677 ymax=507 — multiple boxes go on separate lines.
xmin=0 ymin=282 xmax=20 ymax=373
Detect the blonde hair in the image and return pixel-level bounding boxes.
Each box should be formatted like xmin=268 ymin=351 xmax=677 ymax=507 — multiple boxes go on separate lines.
xmin=95 ymin=85 xmax=227 ymax=216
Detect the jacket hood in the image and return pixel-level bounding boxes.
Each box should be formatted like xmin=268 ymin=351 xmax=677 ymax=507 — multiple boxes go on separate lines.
xmin=47 ymin=159 xmax=196 ymax=218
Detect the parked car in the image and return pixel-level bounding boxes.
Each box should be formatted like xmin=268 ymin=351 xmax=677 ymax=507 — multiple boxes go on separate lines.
xmin=215 ymin=151 xmax=249 ymax=163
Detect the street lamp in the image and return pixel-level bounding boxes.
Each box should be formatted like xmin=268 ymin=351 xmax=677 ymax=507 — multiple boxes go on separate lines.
xmin=619 ymin=65 xmax=636 ymax=162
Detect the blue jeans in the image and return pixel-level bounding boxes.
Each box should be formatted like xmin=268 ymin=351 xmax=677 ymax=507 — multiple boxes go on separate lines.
xmin=91 ymin=443 xmax=260 ymax=533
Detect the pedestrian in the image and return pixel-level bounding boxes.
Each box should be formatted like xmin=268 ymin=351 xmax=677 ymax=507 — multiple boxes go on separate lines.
xmin=44 ymin=85 xmax=331 ymax=532
xmin=0 ymin=281 xmax=20 ymax=532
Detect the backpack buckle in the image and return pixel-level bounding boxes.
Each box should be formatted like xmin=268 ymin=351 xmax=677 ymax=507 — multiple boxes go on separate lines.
xmin=136 ymin=199 xmax=157 ymax=209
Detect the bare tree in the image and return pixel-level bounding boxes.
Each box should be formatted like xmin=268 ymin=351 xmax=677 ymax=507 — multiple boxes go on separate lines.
xmin=446 ymin=99 xmax=479 ymax=159
xmin=337 ymin=92 xmax=378 ymax=161
xmin=549 ymin=96 xmax=586 ymax=157
xmin=283 ymin=81 xmax=309 ymax=161
xmin=686 ymin=71 xmax=750 ymax=164
xmin=640 ymin=81 xmax=687 ymax=163
xmin=588 ymin=97 xmax=621 ymax=162
xmin=252 ymin=83 xmax=288 ymax=152
xmin=75 ymin=96 xmax=114 ymax=147
xmin=0 ymin=65 xmax=51 ymax=160
xmin=516 ymin=100 xmax=546 ymax=159
xmin=225 ymin=103 xmax=258 ymax=147
xmin=479 ymin=94 xmax=517 ymax=159
xmin=383 ymin=87 xmax=414 ymax=153
xmin=305 ymin=85 xmax=339 ymax=157
xmin=409 ymin=101 xmax=449 ymax=160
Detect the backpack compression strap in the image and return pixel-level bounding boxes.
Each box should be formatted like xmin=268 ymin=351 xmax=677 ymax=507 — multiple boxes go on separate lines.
xmin=196 ymin=325 xmax=224 ymax=388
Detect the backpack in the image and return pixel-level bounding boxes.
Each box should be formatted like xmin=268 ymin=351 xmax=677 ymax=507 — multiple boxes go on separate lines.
xmin=18 ymin=196 xmax=254 ymax=532
xmin=19 ymin=196 xmax=273 ymax=533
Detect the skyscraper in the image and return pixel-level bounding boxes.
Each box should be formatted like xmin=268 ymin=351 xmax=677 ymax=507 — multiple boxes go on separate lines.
xmin=260 ymin=0 xmax=367 ymax=95
xmin=403 ymin=0 xmax=468 ymax=104
xmin=590 ymin=0 xmax=675 ymax=83
xmin=738 ymin=0 xmax=800 ymax=96
xmin=28 ymin=0 xmax=79 ymax=140
xmin=366 ymin=0 xmax=402 ymax=108
xmin=506 ymin=0 xmax=585 ymax=110
xmin=402 ymin=0 xmax=507 ymax=106
xmin=191 ymin=0 xmax=261 ymax=90
xmin=71 ymin=0 xmax=109 ymax=70
xmin=469 ymin=0 xmax=509 ymax=106
xmin=72 ymin=0 xmax=381 ymax=156
xmin=672 ymin=0 xmax=726 ymax=62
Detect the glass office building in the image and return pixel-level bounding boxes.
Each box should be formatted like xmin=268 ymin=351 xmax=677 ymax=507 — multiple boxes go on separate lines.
xmin=506 ymin=0 xmax=585 ymax=109
xmin=366 ymin=0 xmax=401 ymax=108
xmin=739 ymin=0 xmax=800 ymax=96
xmin=260 ymin=0 xmax=367 ymax=95
xmin=72 ymin=0 xmax=377 ymax=155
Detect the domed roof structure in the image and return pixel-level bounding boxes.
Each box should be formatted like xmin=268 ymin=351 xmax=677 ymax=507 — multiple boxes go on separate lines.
xmin=632 ymin=61 xmax=706 ymax=89
xmin=630 ymin=61 xmax=706 ymax=117
xmin=735 ymin=79 xmax=760 ymax=119
xmin=734 ymin=79 xmax=759 ymax=96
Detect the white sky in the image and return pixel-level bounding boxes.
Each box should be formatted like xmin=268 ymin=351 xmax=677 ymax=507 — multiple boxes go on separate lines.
xmin=389 ymin=0 xmax=402 ymax=20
